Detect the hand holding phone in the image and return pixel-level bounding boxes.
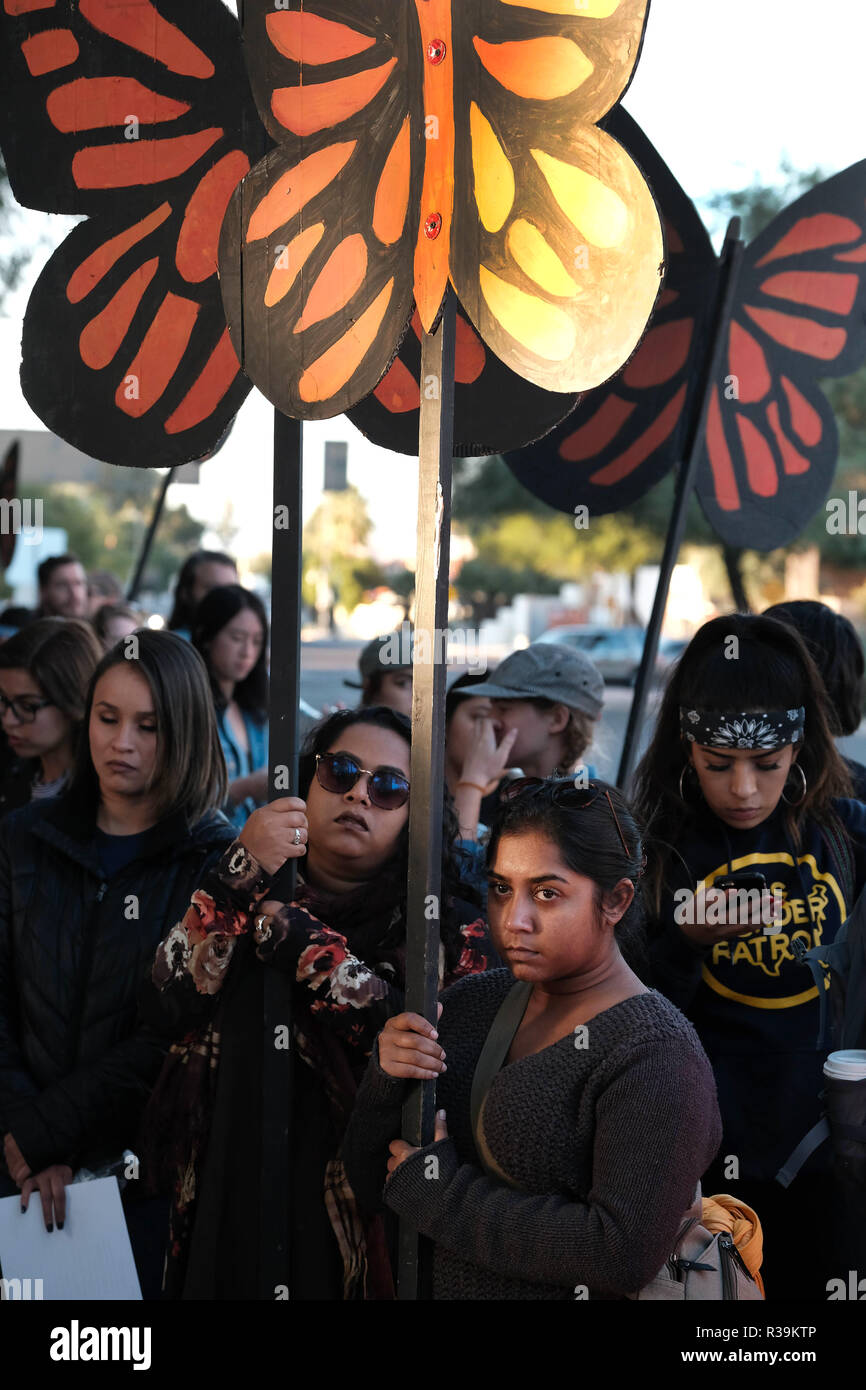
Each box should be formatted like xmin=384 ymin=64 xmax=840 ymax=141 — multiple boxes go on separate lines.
xmin=677 ymin=872 xmax=782 ymax=944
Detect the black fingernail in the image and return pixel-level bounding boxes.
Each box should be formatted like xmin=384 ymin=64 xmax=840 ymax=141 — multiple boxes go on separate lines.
xmin=19 ymin=1204 xmax=25 ymax=1214
xmin=47 ymin=1223 xmax=53 ymax=1233
xmin=57 ymin=1221 xmax=64 ymax=1230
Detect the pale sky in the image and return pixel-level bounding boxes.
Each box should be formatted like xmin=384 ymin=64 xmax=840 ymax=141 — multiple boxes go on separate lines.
xmin=1 ymin=0 xmax=864 ymax=567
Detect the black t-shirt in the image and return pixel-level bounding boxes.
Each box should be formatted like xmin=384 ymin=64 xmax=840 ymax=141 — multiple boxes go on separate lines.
xmin=654 ymin=797 xmax=866 ymax=1179
xmin=94 ymin=824 xmax=164 ymax=879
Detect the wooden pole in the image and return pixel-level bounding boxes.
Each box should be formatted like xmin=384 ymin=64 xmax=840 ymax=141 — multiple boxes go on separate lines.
xmin=397 ymin=290 xmax=457 ymax=1300
xmin=617 ymin=218 xmax=745 ymax=792
xmin=259 ymin=410 xmax=303 ymax=1299
xmin=126 ymin=466 xmax=175 ymax=603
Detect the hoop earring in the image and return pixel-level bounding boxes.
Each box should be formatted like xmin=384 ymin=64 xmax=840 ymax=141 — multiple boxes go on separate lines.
xmin=781 ymin=762 xmax=807 ymax=807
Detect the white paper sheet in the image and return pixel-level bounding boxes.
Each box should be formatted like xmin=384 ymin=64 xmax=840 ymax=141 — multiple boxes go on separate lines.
xmin=0 ymin=1176 xmax=141 ymax=1300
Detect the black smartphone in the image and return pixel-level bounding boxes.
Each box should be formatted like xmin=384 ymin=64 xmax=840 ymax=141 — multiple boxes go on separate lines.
xmin=716 ymin=873 xmax=767 ymax=893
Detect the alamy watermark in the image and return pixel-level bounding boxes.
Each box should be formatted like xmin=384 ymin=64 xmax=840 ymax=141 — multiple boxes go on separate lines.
xmin=674 ymin=886 xmax=783 ymax=932
xmin=0 ymin=498 xmax=43 ymax=545
xmin=49 ymin=1321 xmax=151 ymax=1370
xmin=826 ymin=492 xmax=866 ymax=535
xmin=1 ymin=1276 xmax=43 ymax=1300
xmin=826 ymin=1270 xmax=865 ymax=1299
xmin=380 ymin=621 xmax=486 ymax=676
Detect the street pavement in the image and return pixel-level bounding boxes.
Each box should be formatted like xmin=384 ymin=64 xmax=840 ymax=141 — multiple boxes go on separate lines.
xmin=298 ymin=640 xmax=866 ymax=781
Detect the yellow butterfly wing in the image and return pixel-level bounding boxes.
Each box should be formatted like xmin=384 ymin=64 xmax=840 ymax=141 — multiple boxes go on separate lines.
xmin=449 ymin=0 xmax=664 ymax=394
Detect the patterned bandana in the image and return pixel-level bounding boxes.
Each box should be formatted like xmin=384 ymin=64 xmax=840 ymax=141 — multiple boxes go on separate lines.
xmin=679 ymin=706 xmax=806 ymax=749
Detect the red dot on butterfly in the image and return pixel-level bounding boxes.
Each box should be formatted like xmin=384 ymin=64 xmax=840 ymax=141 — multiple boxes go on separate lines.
xmin=427 ymin=40 xmax=447 ymax=64
xmin=425 ymin=213 xmax=442 ymax=239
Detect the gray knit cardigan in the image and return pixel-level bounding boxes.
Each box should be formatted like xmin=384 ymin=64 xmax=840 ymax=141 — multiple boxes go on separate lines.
xmin=342 ymin=968 xmax=722 ymax=1299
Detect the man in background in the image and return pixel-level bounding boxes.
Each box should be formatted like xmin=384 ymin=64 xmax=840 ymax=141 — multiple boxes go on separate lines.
xmin=36 ymin=554 xmax=89 ymax=620
xmin=167 ymin=550 xmax=239 ymax=640
xmin=344 ymin=629 xmax=414 ymax=718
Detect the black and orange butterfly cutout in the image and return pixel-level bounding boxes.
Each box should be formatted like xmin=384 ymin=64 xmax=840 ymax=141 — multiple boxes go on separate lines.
xmin=503 ymin=108 xmax=866 ymax=551
xmin=4 ymin=1 xmax=864 ymax=555
xmin=0 ymin=0 xmax=663 ymax=466
xmin=0 ymin=0 xmax=279 ymax=469
xmin=219 ymin=0 xmax=664 ymax=422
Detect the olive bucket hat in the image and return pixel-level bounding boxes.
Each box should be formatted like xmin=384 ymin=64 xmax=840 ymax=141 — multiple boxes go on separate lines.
xmin=458 ymin=641 xmax=604 ymax=718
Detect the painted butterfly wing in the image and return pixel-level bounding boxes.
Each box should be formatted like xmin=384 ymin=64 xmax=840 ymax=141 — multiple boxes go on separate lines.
xmin=448 ymin=0 xmax=664 ymax=394
xmin=346 ymin=302 xmax=578 ymax=457
xmin=218 ymin=2 xmax=420 ymax=421
xmin=699 ymin=159 xmax=866 ymax=550
xmin=502 ymin=105 xmax=717 ymax=513
xmin=220 ymin=0 xmax=663 ymax=422
xmin=0 ymin=0 xmax=267 ymax=468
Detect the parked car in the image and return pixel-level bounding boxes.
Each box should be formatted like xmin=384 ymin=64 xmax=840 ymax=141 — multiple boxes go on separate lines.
xmin=656 ymin=636 xmax=689 ymax=675
xmin=537 ymin=626 xmax=689 ymax=685
xmin=536 ymin=625 xmax=646 ymax=684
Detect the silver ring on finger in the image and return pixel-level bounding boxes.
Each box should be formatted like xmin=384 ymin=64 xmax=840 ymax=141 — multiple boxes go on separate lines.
xmin=293 ymin=826 xmax=303 ymax=847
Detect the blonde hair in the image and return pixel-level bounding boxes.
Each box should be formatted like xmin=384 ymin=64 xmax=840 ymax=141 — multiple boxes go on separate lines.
xmin=528 ymin=698 xmax=596 ymax=773
xmin=561 ymin=707 xmax=595 ymax=771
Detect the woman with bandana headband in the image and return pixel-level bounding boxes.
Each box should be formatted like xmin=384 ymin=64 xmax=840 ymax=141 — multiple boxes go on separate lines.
xmin=633 ymin=613 xmax=866 ymax=1301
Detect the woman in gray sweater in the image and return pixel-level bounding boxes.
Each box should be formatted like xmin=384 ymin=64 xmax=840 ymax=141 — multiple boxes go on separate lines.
xmin=342 ymin=779 xmax=723 ymax=1299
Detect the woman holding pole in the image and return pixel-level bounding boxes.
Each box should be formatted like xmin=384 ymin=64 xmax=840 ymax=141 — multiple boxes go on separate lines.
xmin=341 ymin=778 xmax=722 ymax=1299
xmin=143 ymin=706 xmax=492 ymax=1299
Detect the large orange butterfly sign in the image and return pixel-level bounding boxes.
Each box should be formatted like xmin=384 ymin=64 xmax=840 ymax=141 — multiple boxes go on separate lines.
xmin=218 ymin=0 xmax=665 ymax=420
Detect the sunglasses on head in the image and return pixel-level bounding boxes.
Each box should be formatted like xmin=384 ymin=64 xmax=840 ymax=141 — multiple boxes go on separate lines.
xmin=315 ymin=752 xmax=410 ymax=810
xmin=500 ymin=777 xmax=632 ymax=860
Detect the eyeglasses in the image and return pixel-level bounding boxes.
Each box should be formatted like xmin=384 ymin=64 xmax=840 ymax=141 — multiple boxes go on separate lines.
xmin=500 ymin=777 xmax=632 ymax=860
xmin=315 ymin=752 xmax=410 ymax=810
xmin=0 ymin=694 xmax=54 ymax=724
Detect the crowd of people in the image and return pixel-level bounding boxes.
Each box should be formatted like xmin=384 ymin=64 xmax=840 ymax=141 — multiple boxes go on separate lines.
xmin=0 ymin=552 xmax=864 ymax=1302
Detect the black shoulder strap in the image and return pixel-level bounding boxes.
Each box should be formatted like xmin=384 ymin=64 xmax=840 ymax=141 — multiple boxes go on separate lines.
xmin=470 ymin=981 xmax=533 ymax=1158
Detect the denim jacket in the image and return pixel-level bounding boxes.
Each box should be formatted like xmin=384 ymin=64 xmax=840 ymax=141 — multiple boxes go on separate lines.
xmin=217 ymin=705 xmax=268 ymax=832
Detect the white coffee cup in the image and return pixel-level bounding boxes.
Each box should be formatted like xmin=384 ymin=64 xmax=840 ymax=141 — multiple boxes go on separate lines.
xmin=824 ymin=1050 xmax=866 ymax=1082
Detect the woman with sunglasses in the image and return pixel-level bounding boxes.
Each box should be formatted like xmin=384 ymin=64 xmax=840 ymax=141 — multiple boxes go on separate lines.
xmin=341 ymin=778 xmax=722 ymax=1299
xmin=632 ymin=613 xmax=866 ymax=1300
xmin=0 ymin=618 xmax=103 ymax=819
xmin=143 ymin=706 xmax=492 ymax=1300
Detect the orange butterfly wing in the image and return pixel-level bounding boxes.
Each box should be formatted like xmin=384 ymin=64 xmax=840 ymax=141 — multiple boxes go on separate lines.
xmin=220 ymin=0 xmax=662 ymax=419
xmin=0 ymin=0 xmax=266 ymax=467
xmin=218 ymin=3 xmax=421 ymax=420
xmin=700 ymin=160 xmax=866 ymax=549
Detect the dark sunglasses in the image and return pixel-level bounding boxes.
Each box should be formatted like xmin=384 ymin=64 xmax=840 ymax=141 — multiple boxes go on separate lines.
xmin=500 ymin=777 xmax=632 ymax=860
xmin=315 ymin=752 xmax=410 ymax=810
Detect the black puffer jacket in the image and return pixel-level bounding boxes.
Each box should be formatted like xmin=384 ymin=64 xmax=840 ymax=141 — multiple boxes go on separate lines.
xmin=0 ymin=794 xmax=234 ymax=1175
